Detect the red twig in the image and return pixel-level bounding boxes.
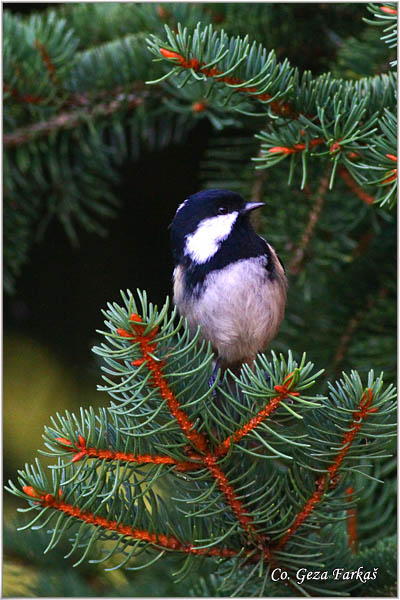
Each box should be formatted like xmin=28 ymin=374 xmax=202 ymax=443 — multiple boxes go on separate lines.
xmin=4 ymin=92 xmax=145 ymax=148
xmin=56 ymin=369 xmax=299 ymax=546
xmin=159 ymin=48 xmax=296 ymax=117
xmin=345 ymin=486 xmax=357 ymax=553
xmin=333 ymin=314 xmax=362 ymax=371
xmin=3 ymin=82 xmax=44 ymax=105
xmin=55 ymin=435 xmax=196 ymax=471
xmin=214 ymin=372 xmax=298 ymax=456
xmin=56 ymin=371 xmax=300 ymax=545
xmin=156 ymin=4 xmax=169 ymax=20
xmin=192 ymin=99 xmax=207 ymax=113
xmin=34 ymin=40 xmax=57 ymax=83
xmin=117 ymin=314 xmax=209 ymax=453
xmin=268 ymin=138 xmax=324 ymax=155
xmin=338 ymin=167 xmax=375 ymax=205
xmin=22 ymin=486 xmax=240 ymax=558
xmin=276 ymin=475 xmax=328 ymax=551
xmin=204 ymin=455 xmax=262 ymax=537
xmin=21 ymin=319 xmax=378 ymax=567
xmin=288 ymin=172 xmax=330 ymax=275
xmin=382 ymin=153 xmax=397 ymax=184
xmin=383 ymin=171 xmax=397 ymax=184
xmin=381 ymin=5 xmax=397 ymax=14
xmin=275 ymin=389 xmax=377 ymax=550
xmin=328 ymin=389 xmax=378 ymax=477
xmin=117 ymin=314 xmax=266 ymax=543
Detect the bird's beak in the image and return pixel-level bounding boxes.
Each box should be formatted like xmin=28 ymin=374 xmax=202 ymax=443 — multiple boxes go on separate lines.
xmin=242 ymin=201 xmax=265 ymax=214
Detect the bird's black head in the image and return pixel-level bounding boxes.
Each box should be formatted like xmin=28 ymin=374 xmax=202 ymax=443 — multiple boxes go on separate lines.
xmin=170 ymin=189 xmax=264 ymax=265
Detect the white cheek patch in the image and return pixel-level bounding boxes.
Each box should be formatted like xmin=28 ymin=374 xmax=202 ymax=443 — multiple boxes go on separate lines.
xmin=184 ymin=212 xmax=238 ymax=263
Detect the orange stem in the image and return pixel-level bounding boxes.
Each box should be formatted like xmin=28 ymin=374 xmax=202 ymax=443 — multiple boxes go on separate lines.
xmin=215 ymin=372 xmax=298 ymax=456
xmin=345 ymin=486 xmax=358 ymax=553
xmin=34 ymin=40 xmax=57 ymax=82
xmin=268 ymin=138 xmax=324 ymax=155
xmin=117 ymin=314 xmax=209 ymax=453
xmin=3 ymin=82 xmax=44 ymax=104
xmin=55 ymin=436 xmax=197 ymax=471
xmin=22 ymin=487 xmax=240 ymax=558
xmin=338 ymin=167 xmax=375 ymax=205
xmin=382 ymin=169 xmax=397 ymax=184
xmin=275 ymin=389 xmax=376 ymax=550
xmin=117 ymin=314 xmax=264 ymax=542
xmin=159 ymin=48 xmax=296 ymax=117
xmin=288 ymin=172 xmax=330 ymax=275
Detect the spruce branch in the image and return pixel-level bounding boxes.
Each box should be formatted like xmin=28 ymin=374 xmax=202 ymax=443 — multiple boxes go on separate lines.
xmin=288 ymin=170 xmax=330 ymax=275
xmin=3 ymin=11 xmax=79 ymax=108
xmin=365 ymin=2 xmax=398 ymax=63
xmin=342 ymin=109 xmax=397 ymax=208
xmin=147 ymin=22 xmax=396 ymax=122
xmin=276 ymin=385 xmax=381 ymax=551
xmin=4 ymin=87 xmax=148 ymax=148
xmin=147 ymin=23 xmax=296 ymax=116
xmin=338 ymin=167 xmax=375 ymax=206
xmin=147 ymin=16 xmax=396 ymax=203
xmin=4 ymin=3 xmax=396 ymax=292
xmin=6 ymin=290 xmax=396 ymax=596
xmin=3 ymin=11 xmax=199 ymax=293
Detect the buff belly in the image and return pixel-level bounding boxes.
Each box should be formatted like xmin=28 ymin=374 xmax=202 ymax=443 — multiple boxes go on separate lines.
xmin=173 ymin=257 xmax=287 ymax=369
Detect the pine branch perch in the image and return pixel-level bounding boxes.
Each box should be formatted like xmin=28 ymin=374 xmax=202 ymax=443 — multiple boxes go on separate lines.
xmin=6 ymin=290 xmax=396 ymax=596
xmin=4 ymin=89 xmax=148 ymax=148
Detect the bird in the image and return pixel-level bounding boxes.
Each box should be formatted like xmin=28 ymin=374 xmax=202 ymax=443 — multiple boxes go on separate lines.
xmin=170 ymin=189 xmax=287 ymax=377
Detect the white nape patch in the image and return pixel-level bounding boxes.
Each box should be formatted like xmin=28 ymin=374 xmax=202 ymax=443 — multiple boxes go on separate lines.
xmin=184 ymin=212 xmax=238 ymax=263
xmin=176 ymin=199 xmax=189 ymax=214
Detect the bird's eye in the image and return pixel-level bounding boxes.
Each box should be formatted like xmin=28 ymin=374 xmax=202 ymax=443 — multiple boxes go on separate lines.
xmin=218 ymin=206 xmax=228 ymax=215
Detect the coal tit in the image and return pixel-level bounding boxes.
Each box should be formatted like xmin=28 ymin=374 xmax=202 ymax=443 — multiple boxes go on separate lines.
xmin=170 ymin=189 xmax=287 ymax=374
